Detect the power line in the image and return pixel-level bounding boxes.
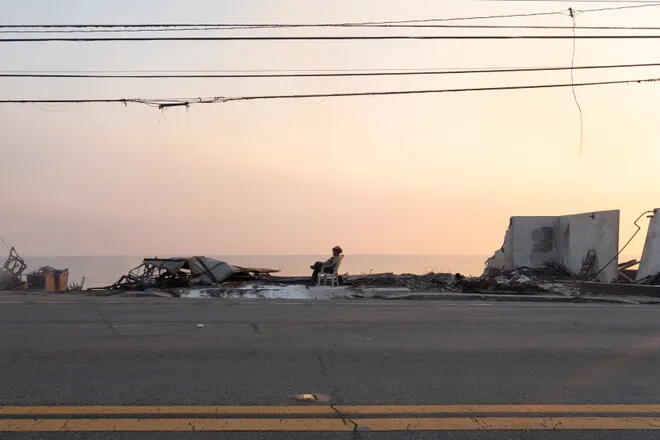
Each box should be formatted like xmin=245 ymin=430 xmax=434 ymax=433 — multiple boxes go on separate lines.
xmin=1 ymin=2 xmax=657 ymax=30
xmin=6 ymin=24 xmax=660 ymax=33
xmin=3 ymin=61 xmax=660 ymax=78
xmin=5 ymin=35 xmax=660 ymax=42
xmin=574 ymin=2 xmax=660 ymax=14
xmin=0 ymin=14 xmax=569 ymax=30
xmin=0 ymin=65 xmax=585 ymax=73
xmin=0 ymin=76 xmax=657 ymax=108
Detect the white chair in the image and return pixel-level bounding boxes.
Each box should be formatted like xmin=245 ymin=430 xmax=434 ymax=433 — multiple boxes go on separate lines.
xmin=317 ymin=255 xmax=343 ymax=287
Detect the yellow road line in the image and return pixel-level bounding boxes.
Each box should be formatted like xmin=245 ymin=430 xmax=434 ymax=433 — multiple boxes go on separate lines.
xmin=0 ymin=406 xmax=334 ymax=415
xmin=338 ymin=405 xmax=660 ymax=414
xmin=3 ymin=404 xmax=660 ymax=415
xmin=1 ymin=417 xmax=660 ymax=431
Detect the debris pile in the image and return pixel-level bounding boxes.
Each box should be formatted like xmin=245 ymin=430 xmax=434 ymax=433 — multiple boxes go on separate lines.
xmin=0 ymin=247 xmax=26 ymax=290
xmin=342 ymin=266 xmax=579 ymax=296
xmin=102 ymin=256 xmax=279 ymax=291
xmin=637 ymin=272 xmax=660 ymax=286
xmin=344 ymin=272 xmax=456 ymax=291
xmin=472 ymin=263 xmax=579 ymax=296
xmin=0 ymin=247 xmax=72 ymax=292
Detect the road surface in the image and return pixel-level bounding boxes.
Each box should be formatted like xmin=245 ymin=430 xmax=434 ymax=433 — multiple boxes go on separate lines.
xmin=1 ymin=294 xmax=660 ymax=439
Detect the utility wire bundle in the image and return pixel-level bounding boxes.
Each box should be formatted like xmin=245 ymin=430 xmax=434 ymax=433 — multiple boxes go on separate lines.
xmin=0 ymin=2 xmax=659 ymax=107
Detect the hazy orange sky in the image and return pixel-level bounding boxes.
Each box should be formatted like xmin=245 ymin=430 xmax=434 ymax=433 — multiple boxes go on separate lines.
xmin=1 ymin=1 xmax=658 ymax=257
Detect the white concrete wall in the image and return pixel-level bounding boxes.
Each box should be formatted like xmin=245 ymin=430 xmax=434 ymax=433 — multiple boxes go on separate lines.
xmin=510 ymin=216 xmax=558 ymax=268
xmin=637 ymin=209 xmax=660 ymax=281
xmin=555 ymin=210 xmax=620 ymax=283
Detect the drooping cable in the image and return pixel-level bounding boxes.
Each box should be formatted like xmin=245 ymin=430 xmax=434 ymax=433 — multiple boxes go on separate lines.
xmin=0 ymin=76 xmax=658 ymax=108
xmin=569 ymin=8 xmax=585 ymax=154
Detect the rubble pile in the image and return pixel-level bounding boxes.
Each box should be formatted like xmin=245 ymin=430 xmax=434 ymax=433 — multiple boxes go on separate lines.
xmin=637 ymin=272 xmax=660 ymax=286
xmin=473 ymin=263 xmax=579 ymax=296
xmin=342 ymin=266 xmax=577 ymax=296
xmin=344 ymin=272 xmax=456 ymax=291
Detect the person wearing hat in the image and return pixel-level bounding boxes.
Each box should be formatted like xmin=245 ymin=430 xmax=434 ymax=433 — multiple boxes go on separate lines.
xmin=310 ymin=246 xmax=343 ymax=285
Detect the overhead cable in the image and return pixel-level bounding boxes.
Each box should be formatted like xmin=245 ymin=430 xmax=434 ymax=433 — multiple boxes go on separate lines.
xmin=5 ymin=35 xmax=660 ymax=42
xmin=3 ymin=61 xmax=660 ymax=78
xmin=7 ymin=24 xmax=660 ymax=33
xmin=0 ymin=76 xmax=657 ymax=108
xmin=1 ymin=2 xmax=658 ymax=30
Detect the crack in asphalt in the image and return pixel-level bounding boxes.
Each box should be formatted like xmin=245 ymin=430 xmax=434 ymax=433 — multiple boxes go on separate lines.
xmin=317 ymin=354 xmax=360 ymax=438
xmin=8 ymin=351 xmax=24 ymax=366
xmin=249 ymin=323 xmax=262 ymax=335
xmin=317 ymin=355 xmax=343 ymax=404
xmin=95 ymin=304 xmax=114 ymax=331
xmin=329 ymin=402 xmax=360 ymax=439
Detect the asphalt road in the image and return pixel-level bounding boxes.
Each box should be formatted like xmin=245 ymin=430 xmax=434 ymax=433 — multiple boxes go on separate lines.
xmin=2 ymin=294 xmax=660 ymax=439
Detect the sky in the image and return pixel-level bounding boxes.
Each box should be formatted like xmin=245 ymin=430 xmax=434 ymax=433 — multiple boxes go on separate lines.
xmin=0 ymin=0 xmax=659 ymax=257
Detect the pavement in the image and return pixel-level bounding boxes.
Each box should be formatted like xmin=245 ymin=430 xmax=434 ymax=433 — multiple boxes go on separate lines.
xmin=2 ymin=294 xmax=660 ymax=439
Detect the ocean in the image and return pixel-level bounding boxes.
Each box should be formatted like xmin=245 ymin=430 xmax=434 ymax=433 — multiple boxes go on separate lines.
xmin=21 ymin=255 xmax=487 ymax=289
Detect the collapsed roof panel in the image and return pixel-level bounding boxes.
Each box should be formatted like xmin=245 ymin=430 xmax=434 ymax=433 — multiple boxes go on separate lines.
xmin=142 ymin=257 xmax=241 ymax=284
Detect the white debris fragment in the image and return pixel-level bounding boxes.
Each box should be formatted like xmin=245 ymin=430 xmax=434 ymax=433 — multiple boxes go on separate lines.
xmin=514 ymin=274 xmax=531 ymax=283
xmin=293 ymin=393 xmax=331 ymax=403
xmin=539 ymin=283 xmax=580 ymax=296
xmin=227 ymin=284 xmax=351 ymax=300
xmin=181 ymin=289 xmax=211 ymax=299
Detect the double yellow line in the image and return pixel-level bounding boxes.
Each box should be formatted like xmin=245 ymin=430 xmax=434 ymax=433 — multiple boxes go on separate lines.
xmin=2 ymin=405 xmax=660 ymax=431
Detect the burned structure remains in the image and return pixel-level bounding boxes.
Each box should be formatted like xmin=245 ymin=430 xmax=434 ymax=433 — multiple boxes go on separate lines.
xmin=485 ymin=209 xmax=660 ymax=286
xmin=485 ymin=210 xmax=620 ymax=282
xmin=104 ymin=257 xmax=279 ymax=290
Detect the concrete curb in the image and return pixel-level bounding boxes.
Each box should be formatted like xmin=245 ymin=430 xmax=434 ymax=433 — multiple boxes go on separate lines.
xmin=377 ymin=292 xmax=655 ymax=304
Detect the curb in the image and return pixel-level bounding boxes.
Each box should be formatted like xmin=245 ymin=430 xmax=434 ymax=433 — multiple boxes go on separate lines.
xmin=378 ymin=293 xmax=648 ymax=304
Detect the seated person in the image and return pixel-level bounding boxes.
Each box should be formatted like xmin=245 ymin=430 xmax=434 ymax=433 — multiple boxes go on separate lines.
xmin=310 ymin=246 xmax=343 ymax=284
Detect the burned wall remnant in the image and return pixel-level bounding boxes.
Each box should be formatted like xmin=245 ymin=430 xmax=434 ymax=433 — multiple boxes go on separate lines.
xmin=511 ymin=217 xmax=558 ymax=268
xmin=637 ymin=209 xmax=660 ymax=283
xmin=485 ymin=210 xmax=620 ymax=283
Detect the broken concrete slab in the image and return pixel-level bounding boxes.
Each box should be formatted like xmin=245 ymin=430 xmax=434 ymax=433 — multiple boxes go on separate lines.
xmin=485 ymin=210 xmax=620 ymax=283
xmin=637 ymin=209 xmax=660 ymax=283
